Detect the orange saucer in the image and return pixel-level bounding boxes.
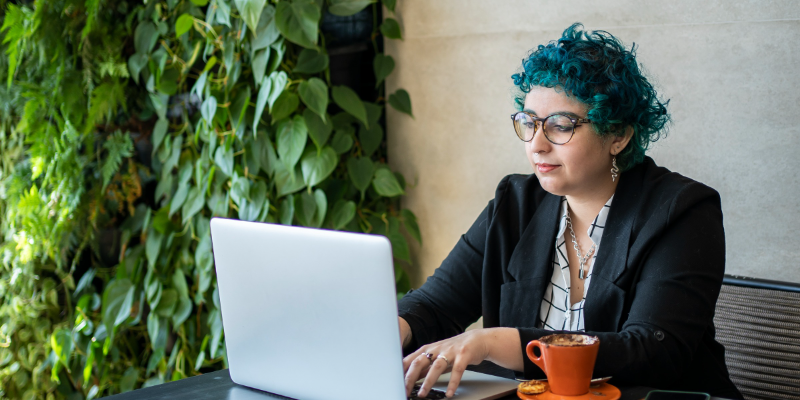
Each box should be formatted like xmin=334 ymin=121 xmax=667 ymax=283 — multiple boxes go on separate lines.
xmin=517 ymin=382 xmax=621 ymax=400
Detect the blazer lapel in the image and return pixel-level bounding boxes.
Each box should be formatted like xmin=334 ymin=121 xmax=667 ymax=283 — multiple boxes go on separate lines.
xmin=584 ymin=162 xmax=644 ymax=331
xmin=506 ymin=192 xmax=560 ymax=283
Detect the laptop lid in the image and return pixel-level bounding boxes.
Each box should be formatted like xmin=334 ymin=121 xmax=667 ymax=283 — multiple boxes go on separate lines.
xmin=210 ymin=218 xmax=520 ymax=400
xmin=210 ymin=218 xmax=406 ymax=400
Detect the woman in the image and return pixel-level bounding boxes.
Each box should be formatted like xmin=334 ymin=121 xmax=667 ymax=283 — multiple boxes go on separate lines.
xmin=397 ymin=23 xmax=742 ymax=399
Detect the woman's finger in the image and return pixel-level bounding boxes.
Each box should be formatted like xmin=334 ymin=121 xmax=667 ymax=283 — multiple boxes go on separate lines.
xmin=404 ymin=352 xmax=433 ymax=396
xmin=403 ymin=347 xmax=428 ymax=373
xmin=417 ymin=356 xmax=450 ymax=398
xmin=445 ymin=359 xmax=467 ymax=398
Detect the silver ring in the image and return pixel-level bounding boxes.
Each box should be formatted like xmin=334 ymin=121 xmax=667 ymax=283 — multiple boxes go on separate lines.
xmin=437 ymin=355 xmax=451 ymax=367
xmin=422 ymin=352 xmax=434 ymax=364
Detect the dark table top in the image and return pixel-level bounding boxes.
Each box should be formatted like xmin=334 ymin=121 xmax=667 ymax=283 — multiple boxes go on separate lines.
xmin=103 ymin=362 xmax=667 ymax=400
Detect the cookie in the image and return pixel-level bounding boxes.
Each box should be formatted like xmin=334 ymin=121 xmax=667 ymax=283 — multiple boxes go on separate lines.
xmin=517 ymin=380 xmax=547 ymax=395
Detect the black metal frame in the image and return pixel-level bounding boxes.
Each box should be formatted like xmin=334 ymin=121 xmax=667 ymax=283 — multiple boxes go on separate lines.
xmin=722 ymin=274 xmax=800 ymax=293
xmin=510 ymin=111 xmax=591 ymax=144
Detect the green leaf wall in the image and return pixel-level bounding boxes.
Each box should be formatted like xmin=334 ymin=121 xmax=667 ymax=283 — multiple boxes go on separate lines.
xmin=0 ymin=0 xmax=416 ymax=398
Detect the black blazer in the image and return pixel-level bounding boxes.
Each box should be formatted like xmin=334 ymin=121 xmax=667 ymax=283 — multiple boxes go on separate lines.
xmin=398 ymin=157 xmax=742 ymax=399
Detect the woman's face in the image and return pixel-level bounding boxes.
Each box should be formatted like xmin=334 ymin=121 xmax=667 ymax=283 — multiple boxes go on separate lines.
xmin=523 ymin=86 xmax=623 ymax=198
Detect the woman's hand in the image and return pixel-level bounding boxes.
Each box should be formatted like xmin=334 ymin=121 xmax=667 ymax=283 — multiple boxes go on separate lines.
xmin=403 ymin=327 xmax=522 ymax=398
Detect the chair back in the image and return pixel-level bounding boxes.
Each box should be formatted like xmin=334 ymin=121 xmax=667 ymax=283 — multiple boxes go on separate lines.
xmin=714 ymin=275 xmax=800 ymax=400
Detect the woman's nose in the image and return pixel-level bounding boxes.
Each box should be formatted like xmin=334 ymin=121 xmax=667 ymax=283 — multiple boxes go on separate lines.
xmin=530 ymin=123 xmax=550 ymax=154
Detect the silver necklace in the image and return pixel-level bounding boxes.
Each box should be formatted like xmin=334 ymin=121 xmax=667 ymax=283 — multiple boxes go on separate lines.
xmin=565 ymin=208 xmax=596 ymax=280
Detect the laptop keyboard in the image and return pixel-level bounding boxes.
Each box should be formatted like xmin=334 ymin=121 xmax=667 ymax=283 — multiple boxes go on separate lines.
xmin=408 ymin=383 xmax=447 ymax=400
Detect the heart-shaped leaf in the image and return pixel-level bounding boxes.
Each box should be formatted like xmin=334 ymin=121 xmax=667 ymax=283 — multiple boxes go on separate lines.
xmin=388 ymin=88 xmax=413 ymax=117
xmin=279 ymin=195 xmax=295 ymax=225
xmin=214 ymin=146 xmax=234 ymax=177
xmin=134 ymin=22 xmax=158 ymax=54
xmin=178 ymin=160 xmax=193 ymax=186
xmin=332 ymin=85 xmax=368 ymax=127
xmin=293 ymin=48 xmax=329 ymax=74
xmin=172 ymin=295 xmax=193 ymax=328
xmin=331 ymin=128 xmax=354 ymax=154
xmin=223 ymin=36 xmax=235 ymax=73
xmin=298 ymin=78 xmax=328 ymax=121
xmin=401 ymin=209 xmax=421 ymax=245
xmin=347 ymin=156 xmax=374 ymax=192
xmin=155 ymin=289 xmax=178 ymax=317
xmin=331 ymin=200 xmax=356 ymax=230
xmin=271 ymin=91 xmax=299 ymax=123
xmin=380 ymin=18 xmax=402 ymax=40
xmin=251 ymin=5 xmax=279 ymax=51
xmin=363 ymin=101 xmax=382 ymax=126
xmin=295 ymin=190 xmax=317 ymax=227
xmin=328 ymin=0 xmax=376 ymax=16
xmin=311 ymin=189 xmax=327 ymax=228
xmin=195 ymin=234 xmax=214 ymax=273
xmin=120 ymin=367 xmax=139 ymax=393
xmin=275 ymin=164 xmax=306 ymax=196
xmin=275 ymin=0 xmax=320 ymax=49
xmin=381 ymin=0 xmax=396 ymax=12
xmin=172 ymin=269 xmax=189 ymax=298
xmin=248 ymin=181 xmax=269 ymax=221
xmin=234 ymin=0 xmax=267 ymax=35
xmin=51 ymin=329 xmax=74 ymax=371
xmin=277 ymin=115 xmax=308 ymax=171
xmin=102 ymin=279 xmax=135 ymax=335
xmin=230 ymin=176 xmax=251 ymax=208
xmin=373 ymin=54 xmax=395 ymax=88
xmin=128 ymin=53 xmax=149 ymax=84
xmin=215 ymin=0 xmax=232 ymax=27
xmin=193 ymin=70 xmax=208 ymax=97
xmin=230 ymin=86 xmax=251 ymax=137
xmin=245 ymin=139 xmax=263 ymax=174
xmin=332 ymin=112 xmax=358 ymax=129
xmin=253 ymin=75 xmax=272 ymax=132
xmin=259 ymin=134 xmax=278 ymax=176
xmin=201 ymin=96 xmax=217 ymax=125
xmin=268 ymin=71 xmax=289 ymax=109
xmin=304 ymin=109 xmax=333 ymax=150
xmin=175 ymin=14 xmax=194 ymax=37
xmin=268 ymin=39 xmax=286 ymax=75
xmin=388 ymin=229 xmax=410 ymax=262
xmin=359 ymin=123 xmax=383 ymax=157
xmin=151 ymin=118 xmax=169 ymax=156
xmin=145 ymin=226 xmax=164 ymax=269
xmin=301 ymin=146 xmax=338 ymax=188
xmin=181 ymin=187 xmax=206 ymax=225
xmin=251 ymin=48 xmax=270 ymax=88
xmin=169 ymin=183 xmax=189 ymax=217
xmin=372 ymin=167 xmax=404 ymax=197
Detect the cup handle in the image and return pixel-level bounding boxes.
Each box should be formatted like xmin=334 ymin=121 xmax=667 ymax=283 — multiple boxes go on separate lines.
xmin=526 ymin=340 xmax=546 ymax=373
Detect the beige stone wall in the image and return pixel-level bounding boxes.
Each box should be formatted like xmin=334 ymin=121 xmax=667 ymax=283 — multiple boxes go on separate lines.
xmin=385 ymin=1 xmax=800 ymax=286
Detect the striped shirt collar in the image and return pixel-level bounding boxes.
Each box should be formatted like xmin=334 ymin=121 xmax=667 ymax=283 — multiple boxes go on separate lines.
xmin=556 ymin=195 xmax=615 ymax=246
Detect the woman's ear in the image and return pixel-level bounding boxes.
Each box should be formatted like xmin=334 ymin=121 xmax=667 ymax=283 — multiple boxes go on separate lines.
xmin=610 ymin=126 xmax=634 ymax=155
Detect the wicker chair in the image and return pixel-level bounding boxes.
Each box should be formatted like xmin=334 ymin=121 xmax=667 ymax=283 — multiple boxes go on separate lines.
xmin=714 ymin=275 xmax=800 ymax=400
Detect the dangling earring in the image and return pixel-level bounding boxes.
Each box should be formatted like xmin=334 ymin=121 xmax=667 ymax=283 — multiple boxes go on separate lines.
xmin=611 ymin=156 xmax=619 ymax=182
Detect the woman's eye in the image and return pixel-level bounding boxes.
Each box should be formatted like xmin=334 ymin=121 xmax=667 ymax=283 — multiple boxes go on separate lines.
xmin=553 ymin=124 xmax=572 ymax=132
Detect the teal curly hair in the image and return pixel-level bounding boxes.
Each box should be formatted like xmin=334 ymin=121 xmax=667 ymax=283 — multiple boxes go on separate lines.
xmin=512 ymin=23 xmax=670 ymax=171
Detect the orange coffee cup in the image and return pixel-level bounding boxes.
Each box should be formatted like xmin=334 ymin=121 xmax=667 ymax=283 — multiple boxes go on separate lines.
xmin=526 ymin=333 xmax=600 ymax=396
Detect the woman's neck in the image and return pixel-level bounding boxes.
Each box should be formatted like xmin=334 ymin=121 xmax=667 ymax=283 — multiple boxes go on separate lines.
xmin=565 ymin=179 xmax=619 ymax=226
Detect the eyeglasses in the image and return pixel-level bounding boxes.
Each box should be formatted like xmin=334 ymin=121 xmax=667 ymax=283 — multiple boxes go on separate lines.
xmin=510 ymin=111 xmax=592 ymax=145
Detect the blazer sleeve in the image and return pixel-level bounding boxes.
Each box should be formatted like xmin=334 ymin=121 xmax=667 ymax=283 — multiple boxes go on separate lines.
xmin=397 ymin=176 xmax=510 ymax=353
xmin=518 ymin=182 xmax=726 ymax=386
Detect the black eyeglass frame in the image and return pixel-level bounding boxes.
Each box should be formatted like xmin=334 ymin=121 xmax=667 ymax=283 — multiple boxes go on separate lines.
xmin=510 ymin=111 xmax=592 ymax=145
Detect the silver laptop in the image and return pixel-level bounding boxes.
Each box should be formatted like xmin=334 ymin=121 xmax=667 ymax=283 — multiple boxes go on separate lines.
xmin=210 ymin=218 xmax=518 ymax=400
